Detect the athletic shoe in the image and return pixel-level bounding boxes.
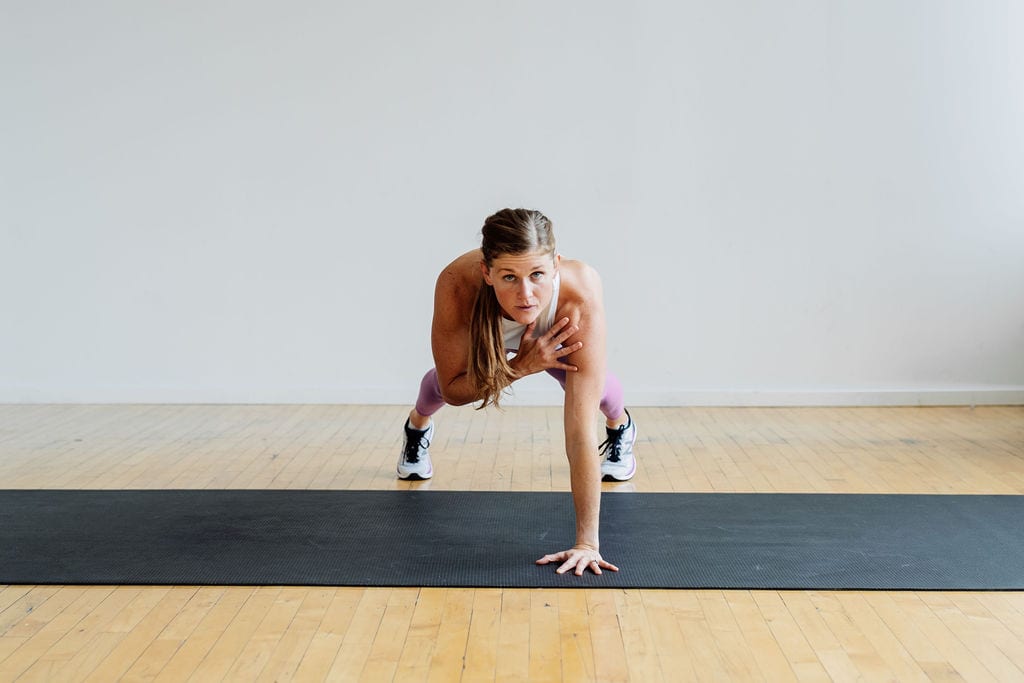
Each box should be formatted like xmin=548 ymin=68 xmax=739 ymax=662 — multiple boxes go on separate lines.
xmin=599 ymin=410 xmax=637 ymax=481
xmin=397 ymin=419 xmax=434 ymax=480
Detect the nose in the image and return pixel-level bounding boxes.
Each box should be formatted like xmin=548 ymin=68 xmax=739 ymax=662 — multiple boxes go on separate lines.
xmin=518 ymin=279 xmax=532 ymax=301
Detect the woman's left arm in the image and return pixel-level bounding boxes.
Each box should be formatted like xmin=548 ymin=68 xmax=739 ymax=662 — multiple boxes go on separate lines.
xmin=535 ymin=264 xmax=619 ymax=576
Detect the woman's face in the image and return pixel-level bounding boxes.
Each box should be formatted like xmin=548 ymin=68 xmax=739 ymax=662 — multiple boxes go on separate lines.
xmin=482 ymin=250 xmax=560 ymax=324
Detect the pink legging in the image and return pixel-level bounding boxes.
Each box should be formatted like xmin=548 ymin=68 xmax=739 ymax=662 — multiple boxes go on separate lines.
xmin=415 ymin=367 xmax=625 ymax=420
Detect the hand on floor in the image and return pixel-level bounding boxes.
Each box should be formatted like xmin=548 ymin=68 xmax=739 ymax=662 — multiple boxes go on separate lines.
xmin=536 ymin=546 xmax=619 ymax=576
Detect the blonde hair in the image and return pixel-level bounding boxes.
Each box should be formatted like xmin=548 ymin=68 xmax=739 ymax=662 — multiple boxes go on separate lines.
xmin=468 ymin=208 xmax=556 ymax=409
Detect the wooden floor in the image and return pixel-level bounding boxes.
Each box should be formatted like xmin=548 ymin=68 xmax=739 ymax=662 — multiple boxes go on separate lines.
xmin=1 ymin=404 xmax=1023 ymax=682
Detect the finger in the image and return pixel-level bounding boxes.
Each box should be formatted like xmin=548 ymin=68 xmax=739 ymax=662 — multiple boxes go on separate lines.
xmin=557 ymin=557 xmax=578 ymax=575
xmin=551 ymin=323 xmax=577 ymax=342
xmin=555 ymin=343 xmax=583 ymax=360
xmin=599 ymin=560 xmax=620 ymax=572
xmin=557 ymin=331 xmax=581 ymax=350
xmin=535 ymin=553 xmax=563 ymax=565
xmin=554 ymin=345 xmax=583 ymax=365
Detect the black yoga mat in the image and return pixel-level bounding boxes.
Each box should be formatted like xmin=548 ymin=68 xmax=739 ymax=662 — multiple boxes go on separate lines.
xmin=2 ymin=489 xmax=1022 ymax=589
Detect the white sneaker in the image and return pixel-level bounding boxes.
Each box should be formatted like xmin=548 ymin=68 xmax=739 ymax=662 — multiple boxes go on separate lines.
xmin=397 ymin=419 xmax=434 ymax=480
xmin=600 ymin=410 xmax=637 ymax=481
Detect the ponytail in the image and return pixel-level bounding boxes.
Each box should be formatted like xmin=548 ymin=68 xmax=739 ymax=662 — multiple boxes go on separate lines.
xmin=467 ymin=282 xmax=517 ymax=409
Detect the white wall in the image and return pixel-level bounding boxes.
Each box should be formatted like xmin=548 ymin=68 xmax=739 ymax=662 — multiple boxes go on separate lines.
xmin=2 ymin=1 xmax=1022 ymax=406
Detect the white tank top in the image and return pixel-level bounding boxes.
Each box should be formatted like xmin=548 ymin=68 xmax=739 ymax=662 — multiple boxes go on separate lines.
xmin=499 ymin=272 xmax=561 ymax=352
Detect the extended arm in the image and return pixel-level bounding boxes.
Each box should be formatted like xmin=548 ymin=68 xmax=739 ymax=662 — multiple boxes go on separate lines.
xmin=535 ymin=267 xmax=619 ymax=576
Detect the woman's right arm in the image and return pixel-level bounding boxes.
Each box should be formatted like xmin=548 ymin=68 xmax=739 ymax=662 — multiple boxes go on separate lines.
xmin=429 ymin=268 xmax=480 ymax=407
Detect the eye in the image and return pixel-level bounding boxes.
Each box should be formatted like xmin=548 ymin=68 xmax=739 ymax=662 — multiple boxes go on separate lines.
xmin=503 ymin=274 xmax=516 ymax=282
xmin=530 ymin=272 xmax=544 ymax=280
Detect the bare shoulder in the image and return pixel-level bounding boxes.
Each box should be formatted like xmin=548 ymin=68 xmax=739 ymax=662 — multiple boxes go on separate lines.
xmin=555 ymin=258 xmax=607 ymax=382
xmin=430 ymin=249 xmax=482 ymax=381
xmin=434 ymin=249 xmax=483 ymax=314
xmin=557 ymin=258 xmax=604 ymax=312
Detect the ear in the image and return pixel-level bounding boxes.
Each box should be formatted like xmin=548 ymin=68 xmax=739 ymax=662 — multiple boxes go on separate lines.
xmin=480 ymin=260 xmax=493 ymax=286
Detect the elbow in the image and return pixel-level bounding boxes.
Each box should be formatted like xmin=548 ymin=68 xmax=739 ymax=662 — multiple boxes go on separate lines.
xmin=433 ymin=371 xmax=468 ymax=407
xmin=440 ymin=390 xmax=474 ymax=407
xmin=438 ymin=372 xmax=480 ymax=407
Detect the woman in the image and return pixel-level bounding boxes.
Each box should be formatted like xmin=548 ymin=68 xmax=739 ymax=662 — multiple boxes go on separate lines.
xmin=398 ymin=208 xmax=637 ymax=576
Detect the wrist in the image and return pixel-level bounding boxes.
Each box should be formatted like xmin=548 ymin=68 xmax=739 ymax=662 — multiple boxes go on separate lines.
xmin=508 ymin=355 xmax=526 ymax=380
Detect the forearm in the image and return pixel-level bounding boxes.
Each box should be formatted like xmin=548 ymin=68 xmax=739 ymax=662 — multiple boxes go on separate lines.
xmin=507 ymin=353 xmax=547 ymax=383
xmin=565 ymin=412 xmax=602 ymax=549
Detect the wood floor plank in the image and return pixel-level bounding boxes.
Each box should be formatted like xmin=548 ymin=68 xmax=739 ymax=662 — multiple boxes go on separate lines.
xmin=220 ymin=586 xmax=309 ymax=681
xmin=917 ymin=592 xmax=1024 ymax=681
xmin=615 ymin=589 xmax=663 ymax=682
xmin=152 ymin=586 xmax=254 ymax=683
xmin=0 ymin=587 xmax=114 ymax=681
xmin=725 ymin=591 xmax=800 ymax=681
xmin=528 ymin=590 xmax=562 ymax=682
xmin=288 ymin=588 xmax=364 ymax=681
xmin=323 ymin=588 xmax=391 ymax=681
xmin=748 ymin=591 xmax=828 ymax=681
xmin=23 ymin=587 xmax=136 ymax=682
xmin=556 ymin=588 xmax=596 ymax=682
xmin=697 ymin=589 xmax=764 ymax=681
xmin=778 ymin=591 xmax=862 ymax=682
xmin=425 ymin=588 xmax=472 ymax=683
xmin=586 ymin=589 xmax=629 ymax=683
xmin=0 ymin=587 xmax=63 ymax=638
xmin=392 ymin=587 xmax=444 ymax=680
xmin=81 ymin=586 xmax=195 ymax=683
xmin=669 ymin=591 xmax=730 ymax=681
xmin=359 ymin=587 xmax=419 ymax=682
xmin=889 ymin=593 xmax=999 ymax=682
xmin=253 ymin=586 xmax=336 ymax=683
xmin=833 ymin=591 xmax=931 ymax=681
xmin=637 ymin=590 xmax=696 ymax=681
xmin=182 ymin=586 xmax=282 ymax=682
xmin=461 ymin=589 xmax=502 ymax=682
xmin=859 ymin=591 xmax=962 ymax=682
xmin=807 ymin=591 xmax=896 ymax=680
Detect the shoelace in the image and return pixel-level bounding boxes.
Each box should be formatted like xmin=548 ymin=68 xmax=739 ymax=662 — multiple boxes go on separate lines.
xmin=599 ymin=424 xmax=628 ymax=463
xmin=403 ymin=428 xmax=430 ymax=464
